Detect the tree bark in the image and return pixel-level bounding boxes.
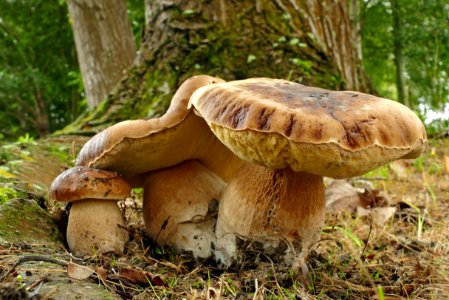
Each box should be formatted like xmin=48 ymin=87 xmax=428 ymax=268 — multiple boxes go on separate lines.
xmin=33 ymin=88 xmax=50 ymax=136
xmin=391 ymin=0 xmax=409 ymax=107
xmin=67 ymin=0 xmax=136 ymax=109
xmin=295 ymin=0 xmax=366 ymax=91
xmin=63 ymin=0 xmax=370 ymax=134
xmin=349 ymin=0 xmax=363 ymax=66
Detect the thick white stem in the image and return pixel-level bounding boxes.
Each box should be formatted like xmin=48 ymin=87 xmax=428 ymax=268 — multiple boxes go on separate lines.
xmin=143 ymin=160 xmax=225 ymax=259
xmin=215 ymin=163 xmax=325 ymax=269
xmin=67 ymin=200 xmax=127 ymax=255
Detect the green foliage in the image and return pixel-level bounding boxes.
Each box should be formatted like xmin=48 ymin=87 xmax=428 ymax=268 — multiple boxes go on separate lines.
xmin=361 ymin=1 xmax=396 ymax=98
xmin=0 ymin=186 xmax=20 ymax=204
xmin=0 ymin=0 xmax=83 ymax=140
xmin=17 ymin=133 xmax=34 ymax=143
xmin=0 ymin=0 xmax=446 ymax=138
xmin=126 ymin=0 xmax=145 ymax=48
xmin=362 ymin=0 xmax=449 ymax=131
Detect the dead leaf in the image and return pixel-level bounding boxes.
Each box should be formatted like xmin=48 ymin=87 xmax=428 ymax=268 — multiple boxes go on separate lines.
xmin=357 ymin=206 xmax=396 ymax=225
xmin=390 ymin=159 xmax=413 ymax=179
xmin=67 ymin=262 xmax=94 ymax=280
xmin=119 ymin=267 xmax=164 ymax=286
xmin=325 ymin=179 xmax=361 ymax=212
xmin=95 ymin=266 xmax=107 ymax=283
xmin=358 ymin=188 xmax=388 ymax=208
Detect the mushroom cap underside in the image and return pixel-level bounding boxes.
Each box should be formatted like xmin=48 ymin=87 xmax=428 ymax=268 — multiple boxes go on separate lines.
xmin=76 ymin=75 xmax=224 ymax=168
xmin=50 ymin=166 xmax=132 ymax=202
xmin=190 ymin=78 xmax=427 ymax=178
xmin=74 ymin=75 xmax=242 ymax=182
xmin=73 ymin=114 xmax=243 ymax=183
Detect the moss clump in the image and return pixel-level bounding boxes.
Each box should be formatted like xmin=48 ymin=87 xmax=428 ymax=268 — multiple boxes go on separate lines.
xmin=0 ymin=186 xmax=22 ymax=204
xmin=0 ymin=198 xmax=64 ymax=248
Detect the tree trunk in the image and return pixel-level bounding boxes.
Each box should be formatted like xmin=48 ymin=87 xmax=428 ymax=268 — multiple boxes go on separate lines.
xmin=296 ymin=0 xmax=366 ymax=91
xmin=33 ymin=88 xmax=50 ymax=136
xmin=63 ymin=0 xmax=371 ymax=134
xmin=391 ymin=0 xmax=409 ymax=107
xmin=349 ymin=0 xmax=363 ymax=66
xmin=67 ymin=0 xmax=136 ymax=109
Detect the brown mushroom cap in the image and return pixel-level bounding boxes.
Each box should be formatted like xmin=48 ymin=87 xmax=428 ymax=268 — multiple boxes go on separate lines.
xmin=50 ymin=166 xmax=131 ymax=202
xmin=75 ymin=75 xmax=243 ymax=184
xmin=190 ymin=78 xmax=427 ymax=178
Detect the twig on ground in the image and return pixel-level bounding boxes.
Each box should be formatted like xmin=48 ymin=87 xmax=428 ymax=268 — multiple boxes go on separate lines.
xmin=0 ymin=255 xmax=68 ymax=282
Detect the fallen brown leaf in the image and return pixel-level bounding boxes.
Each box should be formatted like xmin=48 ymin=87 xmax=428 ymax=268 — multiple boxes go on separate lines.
xmin=325 ymin=179 xmax=361 ymax=212
xmin=95 ymin=266 xmax=107 ymax=283
xmin=358 ymin=188 xmax=388 ymax=208
xmin=67 ymin=262 xmax=94 ymax=280
xmin=357 ymin=206 xmax=397 ymax=225
xmin=119 ymin=267 xmax=165 ymax=286
xmin=390 ymin=159 xmax=413 ymax=179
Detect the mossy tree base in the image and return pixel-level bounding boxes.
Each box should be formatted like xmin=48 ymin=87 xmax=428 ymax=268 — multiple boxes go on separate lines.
xmin=61 ymin=0 xmax=369 ymax=135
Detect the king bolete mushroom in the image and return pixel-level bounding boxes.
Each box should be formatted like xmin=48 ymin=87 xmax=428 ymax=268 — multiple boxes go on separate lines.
xmin=50 ymin=166 xmax=131 ymax=255
xmin=66 ymin=75 xmax=243 ymax=258
xmin=190 ymin=78 xmax=427 ymax=270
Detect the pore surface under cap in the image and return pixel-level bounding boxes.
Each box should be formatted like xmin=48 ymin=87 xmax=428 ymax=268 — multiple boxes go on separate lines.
xmin=190 ymin=78 xmax=427 ymax=178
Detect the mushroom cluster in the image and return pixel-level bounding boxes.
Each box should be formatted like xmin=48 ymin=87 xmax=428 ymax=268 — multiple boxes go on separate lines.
xmin=190 ymin=78 xmax=426 ymax=269
xmin=50 ymin=76 xmax=426 ymax=271
xmin=51 ymin=75 xmax=243 ymax=257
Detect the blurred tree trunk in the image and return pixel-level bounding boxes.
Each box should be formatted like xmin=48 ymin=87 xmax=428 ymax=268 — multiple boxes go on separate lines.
xmin=391 ymin=0 xmax=409 ymax=107
xmin=34 ymin=88 xmax=50 ymax=136
xmin=349 ymin=0 xmax=363 ymax=68
xmin=63 ymin=0 xmax=371 ymax=134
xmin=67 ymin=0 xmax=136 ymax=109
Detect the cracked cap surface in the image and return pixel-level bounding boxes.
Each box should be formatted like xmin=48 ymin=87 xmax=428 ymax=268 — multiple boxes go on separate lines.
xmin=190 ymin=78 xmax=427 ymax=178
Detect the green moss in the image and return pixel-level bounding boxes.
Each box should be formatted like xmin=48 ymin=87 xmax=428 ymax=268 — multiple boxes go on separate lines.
xmin=0 ymin=198 xmax=64 ymax=247
xmin=0 ymin=186 xmax=21 ymax=204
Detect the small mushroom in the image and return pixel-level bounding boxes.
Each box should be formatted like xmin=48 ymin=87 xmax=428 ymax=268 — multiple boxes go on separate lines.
xmin=190 ymin=78 xmax=427 ymax=270
xmin=50 ymin=166 xmax=131 ymax=255
xmin=70 ymin=75 xmax=244 ymax=258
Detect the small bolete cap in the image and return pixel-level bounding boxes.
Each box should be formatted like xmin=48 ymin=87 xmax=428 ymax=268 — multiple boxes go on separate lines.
xmin=190 ymin=78 xmax=427 ymax=178
xmin=50 ymin=166 xmax=131 ymax=202
xmin=75 ymin=75 xmax=243 ymax=184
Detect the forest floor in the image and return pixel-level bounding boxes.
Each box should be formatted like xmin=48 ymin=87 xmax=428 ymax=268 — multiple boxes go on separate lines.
xmin=0 ymin=136 xmax=448 ymax=300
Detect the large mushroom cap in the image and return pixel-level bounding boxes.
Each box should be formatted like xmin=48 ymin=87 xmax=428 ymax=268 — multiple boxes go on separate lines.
xmin=75 ymin=75 xmax=242 ymax=183
xmin=50 ymin=166 xmax=131 ymax=202
xmin=190 ymin=78 xmax=427 ymax=178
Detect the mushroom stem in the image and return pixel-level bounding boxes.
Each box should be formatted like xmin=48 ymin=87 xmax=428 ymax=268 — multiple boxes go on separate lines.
xmin=143 ymin=160 xmax=225 ymax=259
xmin=214 ymin=163 xmax=325 ymax=270
xmin=67 ymin=200 xmax=128 ymax=255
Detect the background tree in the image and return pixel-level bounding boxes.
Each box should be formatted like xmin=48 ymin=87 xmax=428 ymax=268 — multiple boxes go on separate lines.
xmin=391 ymin=0 xmax=408 ymax=107
xmin=1 ymin=0 xmax=447 ymax=140
xmin=67 ymin=0 xmax=137 ymax=109
xmin=66 ymin=0 xmax=371 ymax=134
xmin=0 ymin=1 xmax=82 ymax=139
xmin=362 ymin=0 xmax=449 ymax=109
